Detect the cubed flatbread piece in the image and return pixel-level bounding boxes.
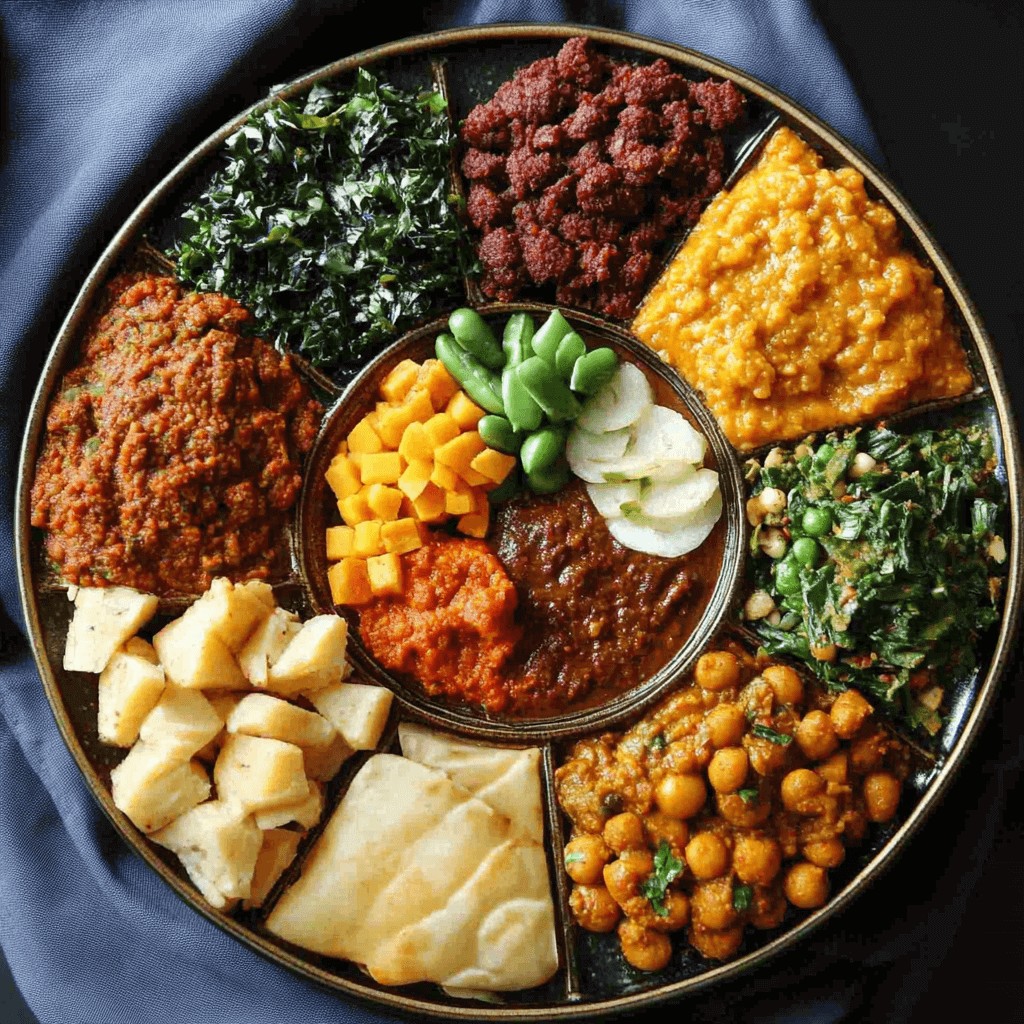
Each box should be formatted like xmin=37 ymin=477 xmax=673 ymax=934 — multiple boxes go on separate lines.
xmin=398 ymin=722 xmax=544 ymax=843
xmin=265 ymin=754 xmax=557 ymax=991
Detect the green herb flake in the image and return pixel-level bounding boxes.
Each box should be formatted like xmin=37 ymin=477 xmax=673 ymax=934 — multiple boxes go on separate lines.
xmin=737 ymin=787 xmax=760 ymax=805
xmin=648 ymin=733 xmax=667 ymax=751
xmin=564 ymin=852 xmax=585 ymax=865
xmin=639 ymin=840 xmax=683 ymax=917
xmin=732 ymin=883 xmax=753 ymax=912
xmin=750 ymin=723 xmax=793 ymax=746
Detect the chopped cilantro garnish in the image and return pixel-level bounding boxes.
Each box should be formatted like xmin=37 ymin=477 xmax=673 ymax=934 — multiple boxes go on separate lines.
xmin=732 ymin=883 xmax=753 ymax=912
xmin=639 ymin=840 xmax=683 ymax=917
xmin=750 ymin=723 xmax=793 ymax=746
xmin=564 ymin=852 xmax=585 ymax=865
xmin=648 ymin=733 xmax=667 ymax=751
xmin=737 ymin=787 xmax=760 ymax=804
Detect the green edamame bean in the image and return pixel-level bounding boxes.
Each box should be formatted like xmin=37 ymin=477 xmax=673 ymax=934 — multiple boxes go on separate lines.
xmin=554 ymin=332 xmax=586 ymax=381
xmin=526 ymin=457 xmax=570 ymax=494
xmin=774 ymin=558 xmax=803 ymax=596
xmin=478 ymin=414 xmax=522 ymax=454
xmin=516 ymin=356 xmax=581 ymax=423
xmin=791 ymin=536 xmax=821 ymax=567
xmin=448 ymin=308 xmax=504 ymax=370
xmin=570 ymin=346 xmax=619 ymax=395
xmin=531 ymin=309 xmax=572 ymax=365
xmin=502 ymin=366 xmax=544 ymax=432
xmin=520 ymin=426 xmax=567 ymax=474
xmin=435 ymin=333 xmax=504 ymax=414
xmin=801 ymin=506 xmax=833 ymax=537
xmin=502 ymin=313 xmax=535 ymax=367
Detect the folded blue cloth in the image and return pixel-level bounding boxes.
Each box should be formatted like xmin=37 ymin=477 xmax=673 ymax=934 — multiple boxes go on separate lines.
xmin=0 ymin=2 xmax=898 ymax=1022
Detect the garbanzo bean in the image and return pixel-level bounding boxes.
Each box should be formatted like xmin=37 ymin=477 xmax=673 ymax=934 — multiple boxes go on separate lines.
xmin=564 ymin=834 xmax=612 ymax=885
xmin=618 ymin=919 xmax=673 ymax=972
xmin=816 ymin=750 xmax=849 ymax=785
xmin=830 ymin=688 xmax=873 ymax=738
xmin=717 ymin=790 xmax=772 ymax=828
xmin=569 ymin=884 xmax=622 ymax=932
xmin=707 ymin=746 xmax=749 ymax=794
xmin=795 ymin=709 xmax=839 ymax=760
xmin=644 ymin=812 xmax=689 ymax=858
xmin=802 ymin=838 xmax=846 ymax=869
xmin=690 ymin=878 xmax=739 ymax=931
xmin=849 ymin=729 xmax=888 ymax=772
xmin=655 ymin=773 xmax=708 ymax=819
xmin=689 ymin=923 xmax=745 ymax=961
xmin=784 ymin=861 xmax=829 ymax=909
xmin=694 ymin=651 xmax=741 ymax=692
xmin=863 ymin=771 xmax=902 ymax=822
xmin=685 ymin=832 xmax=729 ymax=880
xmin=733 ymin=834 xmax=782 ymax=885
xmin=763 ymin=664 xmax=804 ymax=705
xmin=748 ymin=886 xmax=787 ymax=930
xmin=603 ymin=811 xmax=646 ymax=854
xmin=603 ymin=849 xmax=654 ymax=910
xmin=781 ymin=768 xmax=826 ymax=812
xmin=645 ymin=890 xmax=690 ymax=933
xmin=705 ymin=702 xmax=746 ymax=747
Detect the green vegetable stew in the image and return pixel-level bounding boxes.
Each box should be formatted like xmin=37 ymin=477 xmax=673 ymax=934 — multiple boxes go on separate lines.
xmin=173 ymin=68 xmax=472 ymax=379
xmin=744 ymin=425 xmax=1007 ymax=735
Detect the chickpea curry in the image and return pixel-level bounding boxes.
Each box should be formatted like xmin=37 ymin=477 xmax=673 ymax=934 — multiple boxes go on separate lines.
xmin=555 ymin=645 xmax=910 ymax=969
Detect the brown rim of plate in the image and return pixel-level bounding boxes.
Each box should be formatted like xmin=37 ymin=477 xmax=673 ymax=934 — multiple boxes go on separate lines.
xmin=13 ymin=22 xmax=1023 ymax=1021
xmin=296 ymin=302 xmax=746 ymax=742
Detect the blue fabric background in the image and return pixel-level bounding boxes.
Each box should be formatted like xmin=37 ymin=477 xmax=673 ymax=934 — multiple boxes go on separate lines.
xmin=0 ymin=2 xmax=999 ymax=1022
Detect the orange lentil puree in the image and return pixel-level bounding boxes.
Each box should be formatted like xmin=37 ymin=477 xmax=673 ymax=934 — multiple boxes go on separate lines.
xmin=631 ymin=127 xmax=973 ymax=450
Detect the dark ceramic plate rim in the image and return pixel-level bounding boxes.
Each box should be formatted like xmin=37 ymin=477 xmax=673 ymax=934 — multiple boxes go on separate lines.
xmin=14 ymin=22 xmax=1024 ymax=1021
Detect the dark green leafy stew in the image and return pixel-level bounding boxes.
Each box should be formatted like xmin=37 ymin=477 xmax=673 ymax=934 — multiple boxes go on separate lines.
xmin=172 ymin=67 xmax=472 ymax=380
xmin=743 ymin=425 xmax=1007 ymax=735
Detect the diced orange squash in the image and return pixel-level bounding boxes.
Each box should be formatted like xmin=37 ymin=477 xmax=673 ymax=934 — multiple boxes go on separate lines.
xmin=352 ymin=520 xmax=384 ymax=558
xmin=380 ymin=359 xmax=422 ymax=404
xmin=377 ymin=405 xmax=415 ymax=448
xmin=457 ymin=465 xmax=492 ymax=487
xmin=397 ymin=460 xmax=433 ymax=502
xmin=475 ymin=489 xmax=491 ymax=515
xmin=366 ymin=552 xmax=403 ymax=597
xmin=338 ymin=490 xmax=372 ymax=527
xmin=411 ymin=483 xmax=446 ymax=523
xmin=470 ymin=447 xmax=517 ymax=485
xmin=398 ymin=422 xmax=434 ymax=463
xmin=423 ymin=413 xmax=461 ymax=449
xmin=328 ymin=558 xmax=372 ymax=606
xmin=335 ymin=440 xmax=349 ymax=456
xmin=347 ymin=417 xmax=383 ymax=455
xmin=444 ymin=490 xmax=476 ymax=516
xmin=348 ymin=451 xmax=364 ymax=471
xmin=365 ymin=484 xmax=403 ymax=522
xmin=365 ymin=409 xmax=382 ymax=433
xmin=429 ymin=461 xmax=460 ymax=491
xmin=458 ymin=510 xmax=489 ymax=539
xmin=325 ymin=457 xmax=361 ymax=501
xmin=403 ymin=387 xmax=435 ymax=424
xmin=446 ymin=391 xmax=485 ymax=430
xmin=325 ymin=525 xmax=355 ymax=561
xmin=418 ymin=359 xmax=460 ymax=410
xmin=360 ymin=452 xmax=403 ymax=486
xmin=380 ymin=518 xmax=423 ymax=555
xmin=435 ymin=432 xmax=487 ymax=475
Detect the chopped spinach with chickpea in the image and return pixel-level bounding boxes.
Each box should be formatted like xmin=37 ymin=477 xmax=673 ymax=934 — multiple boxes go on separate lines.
xmin=743 ymin=425 xmax=1006 ymax=735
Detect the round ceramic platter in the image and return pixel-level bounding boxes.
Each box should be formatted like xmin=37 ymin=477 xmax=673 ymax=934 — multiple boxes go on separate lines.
xmin=14 ymin=23 xmax=1023 ymax=1021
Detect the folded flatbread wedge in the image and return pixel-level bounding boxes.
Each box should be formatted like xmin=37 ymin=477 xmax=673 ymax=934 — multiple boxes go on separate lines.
xmin=265 ymin=753 xmax=558 ymax=991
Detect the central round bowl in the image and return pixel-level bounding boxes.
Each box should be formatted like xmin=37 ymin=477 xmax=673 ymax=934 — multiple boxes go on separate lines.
xmin=298 ymin=303 xmax=746 ymax=742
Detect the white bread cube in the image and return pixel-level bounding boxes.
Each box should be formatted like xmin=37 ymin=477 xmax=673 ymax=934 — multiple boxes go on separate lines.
xmin=308 ymin=682 xmax=393 ymax=751
xmin=63 ymin=586 xmax=159 ymax=674
xmin=138 ymin=686 xmax=223 ymax=761
xmin=226 ymin=694 xmax=335 ymax=749
xmin=188 ymin=578 xmax=273 ymax=653
xmin=302 ymin=731 xmax=354 ymax=783
xmin=254 ymin=780 xmax=324 ymax=830
xmin=266 ymin=616 xmax=348 ymax=695
xmin=152 ymin=612 xmax=246 ymax=690
xmin=238 ymin=607 xmax=301 ymax=687
xmin=214 ymin=734 xmax=308 ymax=813
xmin=151 ymin=799 xmax=262 ymax=909
xmin=97 ymin=638 xmax=165 ymax=747
xmin=243 ymin=829 xmax=302 ymax=910
xmin=110 ymin=743 xmax=210 ymax=834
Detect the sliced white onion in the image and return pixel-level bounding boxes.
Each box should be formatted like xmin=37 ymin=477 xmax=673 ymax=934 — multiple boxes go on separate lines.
xmin=633 ymin=467 xmax=720 ymax=520
xmin=566 ymin=425 xmax=631 ymax=470
xmin=585 ymin=480 xmax=641 ymax=519
xmin=576 ymin=362 xmax=653 ymax=433
xmin=608 ymin=490 xmax=723 ymax=557
xmin=613 ymin=405 xmax=707 ymax=479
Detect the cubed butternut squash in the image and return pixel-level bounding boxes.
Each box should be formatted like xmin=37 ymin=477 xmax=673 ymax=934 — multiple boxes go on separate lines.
xmin=444 ymin=490 xmax=476 ymax=516
xmin=359 ymin=451 xmax=403 ymax=486
xmin=337 ymin=490 xmax=372 ymax=527
xmin=380 ymin=359 xmax=421 ymax=404
xmin=446 ymin=390 xmax=485 ymax=430
xmin=470 ymin=447 xmax=517 ymax=485
xmin=434 ymin=431 xmax=487 ymax=475
xmin=325 ymin=525 xmax=355 ymax=561
xmin=411 ymin=482 xmax=446 ymax=523
xmin=352 ymin=520 xmax=383 ymax=558
xmin=398 ymin=421 xmax=433 ymax=463
xmin=422 ymin=413 xmax=461 ymax=449
xmin=380 ymin=518 xmax=422 ymax=555
xmin=429 ymin=461 xmax=460 ymax=491
xmin=347 ymin=417 xmax=383 ymax=455
xmin=418 ymin=359 xmax=459 ymax=409
xmin=397 ymin=460 xmax=433 ymax=502
xmin=365 ymin=484 xmax=403 ymax=522
xmin=366 ymin=552 xmax=403 ymax=597
xmin=328 ymin=558 xmax=372 ymax=606
xmin=325 ymin=457 xmax=361 ymax=501
xmin=458 ymin=510 xmax=489 ymax=538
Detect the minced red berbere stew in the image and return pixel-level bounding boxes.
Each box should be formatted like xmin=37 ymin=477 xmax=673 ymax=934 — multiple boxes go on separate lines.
xmin=30 ymin=274 xmax=321 ymax=595
xmin=460 ymin=36 xmax=746 ymax=318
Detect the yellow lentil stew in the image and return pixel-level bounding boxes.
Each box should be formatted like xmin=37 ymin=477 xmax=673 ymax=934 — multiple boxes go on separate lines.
xmin=555 ymin=645 xmax=910 ymax=969
xmin=631 ymin=127 xmax=972 ymax=450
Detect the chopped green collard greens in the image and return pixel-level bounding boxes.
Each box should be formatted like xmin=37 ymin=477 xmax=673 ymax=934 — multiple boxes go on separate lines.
xmin=744 ymin=425 xmax=1007 ymax=736
xmin=172 ymin=68 xmax=472 ymax=379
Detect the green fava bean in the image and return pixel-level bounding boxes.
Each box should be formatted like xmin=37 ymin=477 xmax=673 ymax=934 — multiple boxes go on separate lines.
xmin=448 ymin=308 xmax=504 ymax=370
xmin=570 ymin=346 xmax=619 ymax=395
xmin=435 ymin=333 xmax=505 ymax=414
xmin=801 ymin=506 xmax=833 ymax=537
xmin=520 ymin=426 xmax=567 ymax=474
xmin=531 ymin=309 xmax=572 ymax=365
xmin=478 ymin=414 xmax=522 ymax=454
xmin=554 ymin=331 xmax=586 ymax=381
xmin=516 ymin=356 xmax=581 ymax=423
xmin=502 ymin=366 xmax=544 ymax=432
xmin=774 ymin=558 xmax=803 ymax=596
xmin=526 ymin=457 xmax=570 ymax=494
xmin=487 ymin=468 xmax=521 ymax=504
xmin=502 ymin=313 xmax=535 ymax=367
xmin=791 ymin=536 xmax=821 ymax=566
